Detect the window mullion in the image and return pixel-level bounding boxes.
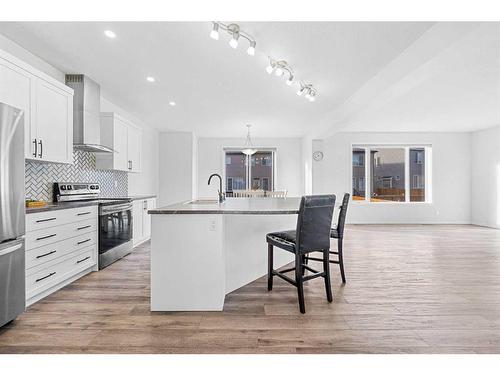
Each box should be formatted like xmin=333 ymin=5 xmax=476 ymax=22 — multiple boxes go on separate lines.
xmin=365 ymin=147 xmax=370 ymax=202
xmin=405 ymin=147 xmax=410 ymax=202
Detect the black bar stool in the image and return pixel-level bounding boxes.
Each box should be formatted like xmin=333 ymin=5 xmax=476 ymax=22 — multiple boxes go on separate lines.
xmin=306 ymin=193 xmax=350 ymax=283
xmin=266 ymin=195 xmax=336 ymax=314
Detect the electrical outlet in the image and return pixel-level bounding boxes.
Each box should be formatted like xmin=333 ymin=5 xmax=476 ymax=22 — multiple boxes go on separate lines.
xmin=208 ymin=218 xmax=217 ymax=231
xmin=114 ymin=180 xmax=118 ymax=187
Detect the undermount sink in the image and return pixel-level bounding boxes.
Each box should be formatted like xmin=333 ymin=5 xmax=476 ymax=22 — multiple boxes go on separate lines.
xmin=185 ymin=199 xmax=220 ymax=205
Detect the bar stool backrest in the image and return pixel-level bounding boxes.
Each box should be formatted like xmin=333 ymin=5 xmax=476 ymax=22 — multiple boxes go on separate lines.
xmin=337 ymin=193 xmax=350 ymax=239
xmin=295 ymin=194 xmax=336 ymax=254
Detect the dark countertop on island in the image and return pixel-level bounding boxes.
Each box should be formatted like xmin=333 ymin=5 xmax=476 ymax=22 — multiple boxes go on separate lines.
xmin=149 ymin=197 xmax=302 ymax=215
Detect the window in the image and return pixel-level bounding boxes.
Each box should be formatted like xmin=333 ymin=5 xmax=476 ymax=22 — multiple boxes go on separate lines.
xmin=262 ymin=177 xmax=270 ymax=191
xmin=352 ymin=148 xmax=366 ymax=200
xmin=352 ymin=146 xmax=430 ymax=203
xmin=224 ymin=149 xmax=275 ymax=195
xmin=352 ymin=152 xmax=364 ymax=166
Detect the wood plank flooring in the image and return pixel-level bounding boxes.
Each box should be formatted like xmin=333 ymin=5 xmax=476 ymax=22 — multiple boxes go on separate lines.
xmin=2 ymin=224 xmax=500 ymax=353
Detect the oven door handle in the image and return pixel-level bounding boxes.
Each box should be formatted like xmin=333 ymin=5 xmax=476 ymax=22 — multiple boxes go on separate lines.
xmin=99 ymin=204 xmax=132 ymax=216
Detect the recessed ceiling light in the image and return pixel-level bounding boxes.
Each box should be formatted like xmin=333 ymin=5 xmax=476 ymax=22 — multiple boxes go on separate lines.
xmin=146 ymin=76 xmax=155 ymax=82
xmin=169 ymin=101 xmax=176 ymax=106
xmin=104 ymin=30 xmax=116 ymax=39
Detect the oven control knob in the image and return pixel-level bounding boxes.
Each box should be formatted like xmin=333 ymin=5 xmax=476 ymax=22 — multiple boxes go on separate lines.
xmin=60 ymin=186 xmax=66 ymax=190
xmin=67 ymin=186 xmax=73 ymax=190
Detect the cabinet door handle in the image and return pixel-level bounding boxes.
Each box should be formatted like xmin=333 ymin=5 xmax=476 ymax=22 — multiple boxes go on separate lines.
xmin=36 ymin=217 xmax=56 ymax=223
xmin=77 ymin=211 xmax=91 ymax=216
xmin=36 ymin=272 xmax=56 ymax=283
xmin=36 ymin=233 xmax=56 ymax=241
xmin=76 ymin=256 xmax=91 ymax=264
xmin=36 ymin=250 xmax=56 ymax=259
xmin=33 ymin=138 xmax=38 ymax=157
xmin=77 ymin=225 xmax=92 ymax=231
xmin=38 ymin=139 xmax=43 ymax=158
xmin=128 ymin=160 xmax=132 ymax=170
xmin=77 ymin=238 xmax=91 ymax=245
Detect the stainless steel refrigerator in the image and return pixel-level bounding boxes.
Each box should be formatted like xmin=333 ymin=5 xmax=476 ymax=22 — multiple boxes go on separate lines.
xmin=0 ymin=102 xmax=25 ymax=327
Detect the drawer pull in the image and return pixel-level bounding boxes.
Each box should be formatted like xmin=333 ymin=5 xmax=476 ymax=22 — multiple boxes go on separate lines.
xmin=36 ymin=250 xmax=56 ymax=259
xmin=76 ymin=256 xmax=91 ymax=264
xmin=36 ymin=272 xmax=56 ymax=283
xmin=77 ymin=225 xmax=92 ymax=231
xmin=77 ymin=239 xmax=91 ymax=245
xmin=36 ymin=217 xmax=56 ymax=223
xmin=36 ymin=234 xmax=57 ymax=241
xmin=77 ymin=212 xmax=91 ymax=216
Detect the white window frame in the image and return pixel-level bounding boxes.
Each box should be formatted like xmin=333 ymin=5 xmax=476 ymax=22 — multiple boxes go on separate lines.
xmin=223 ymin=148 xmax=277 ymax=192
xmin=351 ymin=144 xmax=432 ymax=205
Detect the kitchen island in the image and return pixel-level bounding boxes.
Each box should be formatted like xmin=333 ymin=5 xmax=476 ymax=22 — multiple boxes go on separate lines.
xmin=149 ymin=197 xmax=301 ymax=311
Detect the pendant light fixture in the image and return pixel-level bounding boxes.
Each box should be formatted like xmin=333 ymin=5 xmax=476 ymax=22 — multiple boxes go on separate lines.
xmin=242 ymin=124 xmax=257 ymax=156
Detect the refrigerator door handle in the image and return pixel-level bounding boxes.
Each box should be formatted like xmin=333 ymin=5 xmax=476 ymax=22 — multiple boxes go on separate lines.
xmin=0 ymin=242 xmax=22 ymax=257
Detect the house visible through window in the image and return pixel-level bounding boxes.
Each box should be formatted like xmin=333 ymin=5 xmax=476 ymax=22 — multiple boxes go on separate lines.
xmin=224 ymin=149 xmax=275 ymax=196
xmin=352 ymin=145 xmax=430 ymax=203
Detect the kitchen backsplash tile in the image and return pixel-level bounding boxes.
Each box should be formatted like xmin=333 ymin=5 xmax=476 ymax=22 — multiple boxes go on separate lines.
xmin=25 ymin=150 xmax=128 ymax=201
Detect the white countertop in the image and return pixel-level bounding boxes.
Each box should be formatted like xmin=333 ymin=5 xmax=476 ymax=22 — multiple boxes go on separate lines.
xmin=149 ymin=197 xmax=302 ymax=215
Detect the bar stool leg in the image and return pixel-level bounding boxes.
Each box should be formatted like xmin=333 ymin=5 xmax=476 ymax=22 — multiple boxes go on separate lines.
xmin=338 ymin=239 xmax=346 ymax=284
xmin=295 ymin=253 xmax=306 ymax=314
xmin=323 ymin=249 xmax=333 ymax=303
xmin=267 ymin=244 xmax=273 ymax=291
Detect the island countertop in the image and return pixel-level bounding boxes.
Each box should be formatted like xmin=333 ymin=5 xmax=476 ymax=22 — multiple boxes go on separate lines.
xmin=149 ymin=197 xmax=301 ymax=215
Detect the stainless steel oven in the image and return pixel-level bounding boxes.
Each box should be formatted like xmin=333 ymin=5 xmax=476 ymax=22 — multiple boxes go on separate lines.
xmin=98 ymin=201 xmax=133 ymax=269
xmin=53 ymin=182 xmax=134 ymax=270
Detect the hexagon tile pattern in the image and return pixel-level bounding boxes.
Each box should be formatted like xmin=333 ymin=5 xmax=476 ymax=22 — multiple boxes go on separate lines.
xmin=25 ymin=150 xmax=128 ymax=201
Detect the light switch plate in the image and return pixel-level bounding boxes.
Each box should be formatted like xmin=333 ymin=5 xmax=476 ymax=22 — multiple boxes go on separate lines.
xmin=208 ymin=217 xmax=217 ymax=231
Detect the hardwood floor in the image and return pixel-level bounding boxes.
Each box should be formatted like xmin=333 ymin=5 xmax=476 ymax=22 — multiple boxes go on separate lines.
xmin=2 ymin=224 xmax=500 ymax=354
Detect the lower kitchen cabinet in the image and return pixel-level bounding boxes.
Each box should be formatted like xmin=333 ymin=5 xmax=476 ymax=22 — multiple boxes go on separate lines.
xmin=132 ymin=198 xmax=156 ymax=247
xmin=25 ymin=206 xmax=98 ymax=306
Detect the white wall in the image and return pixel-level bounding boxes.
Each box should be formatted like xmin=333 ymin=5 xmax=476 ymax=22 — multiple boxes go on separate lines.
xmin=197 ymin=137 xmax=304 ymax=198
xmin=313 ymin=132 xmax=472 ymax=224
xmin=471 ymin=125 xmax=500 ymax=228
xmin=158 ymin=132 xmax=196 ymax=206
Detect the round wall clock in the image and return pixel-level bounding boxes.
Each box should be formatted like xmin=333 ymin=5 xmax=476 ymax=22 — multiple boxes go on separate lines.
xmin=313 ymin=151 xmax=324 ymax=161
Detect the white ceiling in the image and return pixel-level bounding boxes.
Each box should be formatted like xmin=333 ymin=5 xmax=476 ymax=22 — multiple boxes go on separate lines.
xmin=0 ymin=21 xmax=498 ymax=138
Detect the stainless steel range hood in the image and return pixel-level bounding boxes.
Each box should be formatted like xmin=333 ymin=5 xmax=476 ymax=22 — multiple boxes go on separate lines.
xmin=65 ymin=74 xmax=114 ymax=153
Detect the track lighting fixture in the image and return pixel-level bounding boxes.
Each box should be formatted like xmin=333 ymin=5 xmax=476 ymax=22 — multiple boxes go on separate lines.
xmin=209 ymin=22 xmax=318 ymax=101
xmin=296 ymin=82 xmax=317 ymax=102
xmin=266 ymin=58 xmax=294 ymax=82
xmin=210 ymin=22 xmax=256 ymax=56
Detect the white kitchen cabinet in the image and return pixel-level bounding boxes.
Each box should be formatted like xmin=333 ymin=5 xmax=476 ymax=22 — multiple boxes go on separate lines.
xmin=0 ymin=55 xmax=36 ymax=159
xmin=25 ymin=205 xmax=98 ymax=306
xmin=0 ymin=48 xmax=74 ymax=164
xmin=132 ymin=198 xmax=156 ymax=247
xmin=127 ymin=125 xmax=142 ymax=173
xmin=96 ymin=112 xmax=142 ymax=173
xmin=34 ymin=79 xmax=73 ymax=164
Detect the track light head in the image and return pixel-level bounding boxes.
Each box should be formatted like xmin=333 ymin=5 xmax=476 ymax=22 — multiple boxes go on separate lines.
xmin=286 ymin=76 xmax=294 ymax=86
xmin=210 ymin=23 xmax=219 ymax=40
xmin=297 ymin=87 xmax=306 ymax=96
xmin=229 ymin=32 xmax=239 ymax=48
xmin=274 ymin=67 xmax=284 ymax=76
xmin=247 ymin=40 xmax=256 ymax=56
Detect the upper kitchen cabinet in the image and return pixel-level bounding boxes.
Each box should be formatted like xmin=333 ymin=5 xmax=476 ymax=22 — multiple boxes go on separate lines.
xmin=34 ymin=79 xmax=73 ymax=163
xmin=0 ymin=48 xmax=74 ymax=164
xmin=96 ymin=112 xmax=142 ymax=173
